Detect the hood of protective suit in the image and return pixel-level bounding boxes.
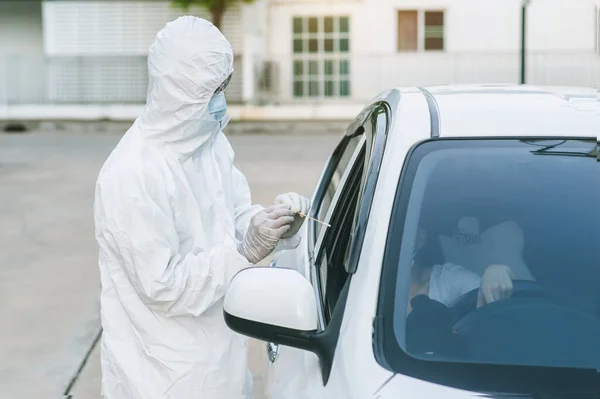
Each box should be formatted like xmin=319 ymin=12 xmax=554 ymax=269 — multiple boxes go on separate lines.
xmin=138 ymin=15 xmax=233 ymax=156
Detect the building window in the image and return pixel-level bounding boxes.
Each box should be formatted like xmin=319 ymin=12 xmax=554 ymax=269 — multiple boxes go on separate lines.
xmin=397 ymin=10 xmax=444 ymax=52
xmin=292 ymin=16 xmax=351 ymax=98
xmin=397 ymin=11 xmax=418 ymax=51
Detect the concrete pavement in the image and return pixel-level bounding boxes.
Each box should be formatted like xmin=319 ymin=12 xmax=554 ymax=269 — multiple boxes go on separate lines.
xmin=0 ymin=127 xmax=340 ymax=398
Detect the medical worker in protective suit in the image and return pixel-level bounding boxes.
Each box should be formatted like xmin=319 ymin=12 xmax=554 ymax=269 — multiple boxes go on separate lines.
xmin=93 ymin=16 xmax=310 ymax=399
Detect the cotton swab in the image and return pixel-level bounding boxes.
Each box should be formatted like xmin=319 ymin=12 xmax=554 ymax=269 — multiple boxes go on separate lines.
xmin=273 ymin=202 xmax=331 ymax=228
xmin=298 ymin=212 xmax=331 ymax=228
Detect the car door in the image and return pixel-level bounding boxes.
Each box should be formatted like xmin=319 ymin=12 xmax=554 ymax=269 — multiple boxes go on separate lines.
xmin=266 ymin=103 xmax=390 ymax=399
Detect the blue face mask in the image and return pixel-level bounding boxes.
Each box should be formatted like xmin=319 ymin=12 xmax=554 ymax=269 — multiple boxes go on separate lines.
xmin=208 ymin=92 xmax=227 ymax=121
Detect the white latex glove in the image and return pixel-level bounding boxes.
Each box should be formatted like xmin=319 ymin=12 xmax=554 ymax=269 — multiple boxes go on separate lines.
xmin=238 ymin=205 xmax=295 ymax=264
xmin=274 ymin=192 xmax=311 ymax=239
xmin=477 ymin=264 xmax=515 ymax=308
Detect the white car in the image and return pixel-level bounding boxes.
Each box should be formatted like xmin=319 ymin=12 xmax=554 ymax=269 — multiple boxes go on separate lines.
xmin=225 ymin=85 xmax=600 ymax=398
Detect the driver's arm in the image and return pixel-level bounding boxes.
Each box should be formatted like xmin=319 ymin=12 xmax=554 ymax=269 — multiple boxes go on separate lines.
xmin=430 ymin=263 xmax=481 ymax=306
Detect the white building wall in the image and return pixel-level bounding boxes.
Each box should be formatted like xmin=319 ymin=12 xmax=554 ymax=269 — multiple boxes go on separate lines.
xmin=0 ymin=1 xmax=45 ymax=104
xmin=41 ymin=0 xmax=245 ymax=103
xmin=42 ymin=1 xmax=244 ymax=55
xmin=241 ymin=0 xmax=268 ymax=102
xmin=266 ymin=0 xmax=600 ymax=102
xmin=527 ymin=0 xmax=598 ymax=51
xmin=268 ymin=0 xmax=600 ymax=54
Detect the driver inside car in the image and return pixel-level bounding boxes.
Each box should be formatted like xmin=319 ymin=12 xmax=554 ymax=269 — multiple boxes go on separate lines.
xmin=407 ymin=228 xmax=515 ymax=314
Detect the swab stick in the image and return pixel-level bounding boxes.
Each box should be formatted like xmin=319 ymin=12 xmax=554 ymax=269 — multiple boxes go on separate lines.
xmin=298 ymin=212 xmax=331 ymax=228
xmin=273 ymin=202 xmax=331 ymax=228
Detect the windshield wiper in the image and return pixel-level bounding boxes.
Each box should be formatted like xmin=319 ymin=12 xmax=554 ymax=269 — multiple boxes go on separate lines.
xmin=522 ymin=140 xmax=597 ymax=159
xmin=531 ymin=149 xmax=597 ymax=158
xmin=521 ymin=140 xmax=598 ymax=160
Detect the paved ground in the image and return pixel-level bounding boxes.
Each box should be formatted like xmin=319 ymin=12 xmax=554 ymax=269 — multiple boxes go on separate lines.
xmin=0 ymin=128 xmax=340 ymax=398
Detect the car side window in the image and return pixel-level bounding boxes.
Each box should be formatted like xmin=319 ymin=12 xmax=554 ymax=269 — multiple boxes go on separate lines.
xmin=315 ymin=154 xmax=365 ymax=322
xmin=310 ymin=106 xmax=384 ymax=323
xmin=309 ymin=106 xmax=387 ymax=327
xmin=313 ymin=134 xmax=364 ymax=240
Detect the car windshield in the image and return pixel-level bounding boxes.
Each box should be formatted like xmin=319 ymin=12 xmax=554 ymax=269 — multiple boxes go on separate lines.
xmin=382 ymin=139 xmax=600 ymax=383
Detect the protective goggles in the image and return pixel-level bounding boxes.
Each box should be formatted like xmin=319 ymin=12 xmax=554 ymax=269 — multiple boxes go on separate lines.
xmin=214 ymin=73 xmax=233 ymax=95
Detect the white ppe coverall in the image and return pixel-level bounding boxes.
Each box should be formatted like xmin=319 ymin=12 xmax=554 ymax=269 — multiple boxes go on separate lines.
xmin=94 ymin=16 xmax=266 ymax=398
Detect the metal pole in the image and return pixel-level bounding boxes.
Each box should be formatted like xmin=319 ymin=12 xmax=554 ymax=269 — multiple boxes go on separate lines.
xmin=520 ymin=1 xmax=529 ymax=84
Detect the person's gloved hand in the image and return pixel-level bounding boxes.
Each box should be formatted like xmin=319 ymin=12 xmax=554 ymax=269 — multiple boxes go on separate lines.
xmin=274 ymin=192 xmax=311 ymax=239
xmin=238 ymin=205 xmax=295 ymax=264
xmin=477 ymin=264 xmax=515 ymax=308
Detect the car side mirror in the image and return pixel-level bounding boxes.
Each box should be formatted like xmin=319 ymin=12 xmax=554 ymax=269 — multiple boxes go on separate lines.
xmin=224 ymin=267 xmax=337 ymax=383
xmin=224 ymin=267 xmax=318 ymax=341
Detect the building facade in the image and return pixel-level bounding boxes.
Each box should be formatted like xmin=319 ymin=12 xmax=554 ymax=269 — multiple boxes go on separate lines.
xmin=1 ymin=0 xmax=599 ymax=107
xmin=0 ymin=0 xmax=252 ymax=105
xmin=0 ymin=0 xmax=45 ymax=105
xmin=261 ymin=0 xmax=600 ymax=102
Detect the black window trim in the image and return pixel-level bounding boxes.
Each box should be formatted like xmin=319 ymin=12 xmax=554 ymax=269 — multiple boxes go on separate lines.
xmin=285 ymin=90 xmax=399 ymax=385
xmin=308 ymin=134 xmax=367 ymax=330
xmin=345 ymin=102 xmax=393 ymax=273
xmin=308 ymin=91 xmax=399 ymax=331
xmin=373 ymin=136 xmax=600 ymax=395
xmin=315 ymin=156 xmax=365 ymax=323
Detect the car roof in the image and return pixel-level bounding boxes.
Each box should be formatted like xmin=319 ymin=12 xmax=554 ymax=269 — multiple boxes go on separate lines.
xmin=397 ymin=84 xmax=600 ymax=139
